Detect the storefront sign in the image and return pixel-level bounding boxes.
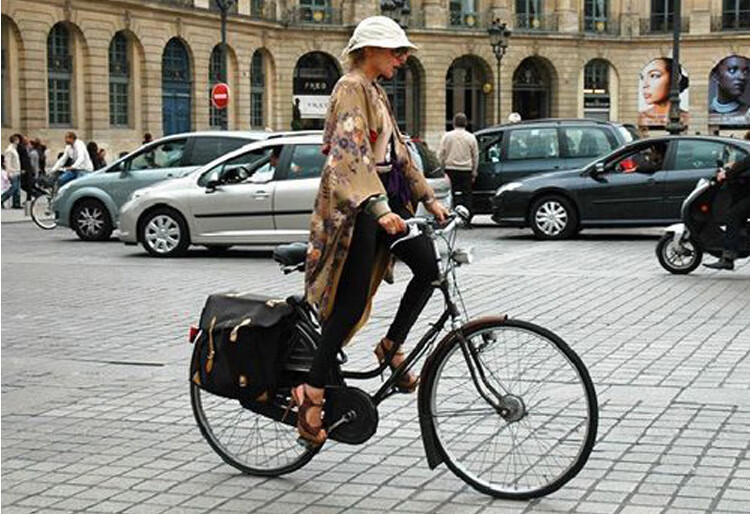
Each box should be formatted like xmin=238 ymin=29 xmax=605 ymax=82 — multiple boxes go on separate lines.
xmin=293 ymin=95 xmax=330 ymax=119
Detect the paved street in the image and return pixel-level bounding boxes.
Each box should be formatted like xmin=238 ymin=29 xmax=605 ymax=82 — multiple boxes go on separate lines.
xmin=2 ymin=219 xmax=749 ymax=514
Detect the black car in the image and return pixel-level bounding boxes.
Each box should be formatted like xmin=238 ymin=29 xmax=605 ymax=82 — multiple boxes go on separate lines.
xmin=472 ymin=119 xmax=639 ymax=214
xmin=491 ymin=136 xmax=750 ymax=240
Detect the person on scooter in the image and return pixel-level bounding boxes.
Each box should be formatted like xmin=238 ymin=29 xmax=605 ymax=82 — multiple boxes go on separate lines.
xmin=704 ymin=153 xmax=750 ymax=270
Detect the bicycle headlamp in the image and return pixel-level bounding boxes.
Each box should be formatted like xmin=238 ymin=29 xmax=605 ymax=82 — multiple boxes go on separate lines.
xmin=451 ymin=246 xmax=474 ymax=265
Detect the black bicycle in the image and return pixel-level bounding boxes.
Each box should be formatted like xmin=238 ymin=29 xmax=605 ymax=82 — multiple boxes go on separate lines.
xmin=190 ymin=209 xmax=598 ymax=500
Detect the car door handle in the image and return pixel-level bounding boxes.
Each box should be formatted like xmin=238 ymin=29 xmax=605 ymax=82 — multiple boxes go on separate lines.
xmin=254 ymin=191 xmax=270 ymax=199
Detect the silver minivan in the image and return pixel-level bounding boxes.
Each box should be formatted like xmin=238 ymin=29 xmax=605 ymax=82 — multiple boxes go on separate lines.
xmin=118 ymin=134 xmax=452 ymax=257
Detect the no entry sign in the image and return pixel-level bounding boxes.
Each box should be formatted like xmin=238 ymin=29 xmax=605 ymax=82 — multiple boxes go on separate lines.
xmin=211 ymin=83 xmax=230 ymax=109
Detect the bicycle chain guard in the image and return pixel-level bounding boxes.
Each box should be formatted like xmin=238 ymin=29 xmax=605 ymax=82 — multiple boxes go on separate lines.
xmin=324 ymin=386 xmax=378 ymax=445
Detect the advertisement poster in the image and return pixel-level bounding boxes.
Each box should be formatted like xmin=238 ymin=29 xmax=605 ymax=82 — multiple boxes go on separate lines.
xmin=708 ymin=54 xmax=750 ymax=128
xmin=637 ymin=57 xmax=690 ymax=127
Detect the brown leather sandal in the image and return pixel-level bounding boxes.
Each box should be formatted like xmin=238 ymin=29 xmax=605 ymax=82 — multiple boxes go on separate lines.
xmin=290 ymin=384 xmax=327 ymax=447
xmin=374 ymin=338 xmax=420 ymax=393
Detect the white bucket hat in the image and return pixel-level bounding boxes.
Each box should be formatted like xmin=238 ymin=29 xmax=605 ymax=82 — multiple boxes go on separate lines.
xmin=341 ymin=16 xmax=418 ymax=59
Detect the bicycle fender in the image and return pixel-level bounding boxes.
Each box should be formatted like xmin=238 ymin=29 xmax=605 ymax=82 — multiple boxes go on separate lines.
xmin=417 ymin=315 xmax=508 ymax=470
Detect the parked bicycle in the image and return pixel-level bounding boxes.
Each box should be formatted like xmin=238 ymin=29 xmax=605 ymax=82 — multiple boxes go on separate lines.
xmin=190 ymin=208 xmax=598 ymax=500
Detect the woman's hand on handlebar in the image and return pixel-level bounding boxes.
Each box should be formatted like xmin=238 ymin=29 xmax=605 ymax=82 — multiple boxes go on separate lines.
xmin=378 ymin=212 xmax=407 ymax=235
xmin=425 ymin=199 xmax=449 ymax=224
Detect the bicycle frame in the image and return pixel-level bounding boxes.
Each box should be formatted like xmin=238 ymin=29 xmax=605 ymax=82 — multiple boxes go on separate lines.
xmin=287 ymin=214 xmax=505 ymax=411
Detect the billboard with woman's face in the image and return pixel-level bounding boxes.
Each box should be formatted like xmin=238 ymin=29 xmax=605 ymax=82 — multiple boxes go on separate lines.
xmin=708 ymin=55 xmax=750 ymax=127
xmin=637 ymin=57 xmax=690 ymax=127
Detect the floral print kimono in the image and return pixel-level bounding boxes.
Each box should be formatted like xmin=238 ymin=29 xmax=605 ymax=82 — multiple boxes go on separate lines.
xmin=305 ymin=69 xmax=434 ymax=341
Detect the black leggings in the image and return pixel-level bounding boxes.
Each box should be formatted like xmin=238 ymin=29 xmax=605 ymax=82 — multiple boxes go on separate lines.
xmin=307 ymin=209 xmax=439 ymax=388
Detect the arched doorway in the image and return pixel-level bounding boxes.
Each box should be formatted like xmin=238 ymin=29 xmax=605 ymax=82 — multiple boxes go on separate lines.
xmin=292 ymin=52 xmax=340 ymax=130
xmin=445 ymin=56 xmax=489 ymax=132
xmin=162 ymin=38 xmax=192 ymax=135
xmin=513 ymin=57 xmax=553 ymax=120
xmin=380 ymin=56 xmax=422 ymax=136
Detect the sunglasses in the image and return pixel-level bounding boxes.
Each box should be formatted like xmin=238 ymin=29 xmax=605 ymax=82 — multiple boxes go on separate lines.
xmin=391 ymin=47 xmax=410 ymax=58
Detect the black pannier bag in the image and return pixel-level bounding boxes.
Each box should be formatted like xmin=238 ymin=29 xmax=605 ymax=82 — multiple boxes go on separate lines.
xmin=190 ymin=292 xmax=294 ymax=403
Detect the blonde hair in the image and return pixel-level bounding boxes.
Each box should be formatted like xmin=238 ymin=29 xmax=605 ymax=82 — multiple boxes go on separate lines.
xmin=346 ymin=48 xmax=366 ymax=71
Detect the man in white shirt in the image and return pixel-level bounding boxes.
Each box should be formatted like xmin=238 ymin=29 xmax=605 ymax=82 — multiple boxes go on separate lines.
xmin=49 ymin=131 xmax=94 ymax=187
xmin=3 ymin=135 xmax=22 ymax=208
xmin=438 ymin=112 xmax=479 ymax=221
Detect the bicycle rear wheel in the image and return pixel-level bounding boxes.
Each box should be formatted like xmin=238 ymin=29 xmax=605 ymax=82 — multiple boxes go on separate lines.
xmin=190 ymin=322 xmax=319 ymax=476
xmin=31 ymin=193 xmax=57 ymax=230
xmin=422 ymin=318 xmax=597 ymax=499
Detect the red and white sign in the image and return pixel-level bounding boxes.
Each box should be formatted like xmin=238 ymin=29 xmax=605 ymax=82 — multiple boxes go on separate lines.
xmin=211 ymin=83 xmax=230 ymax=110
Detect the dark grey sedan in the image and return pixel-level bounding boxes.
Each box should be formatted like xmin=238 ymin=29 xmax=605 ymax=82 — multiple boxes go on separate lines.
xmin=491 ymin=136 xmax=750 ymax=239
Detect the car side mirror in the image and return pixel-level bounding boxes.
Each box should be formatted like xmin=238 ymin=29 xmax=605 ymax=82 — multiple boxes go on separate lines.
xmin=205 ymin=179 xmax=221 ymax=193
xmin=591 ymin=162 xmax=605 ymax=176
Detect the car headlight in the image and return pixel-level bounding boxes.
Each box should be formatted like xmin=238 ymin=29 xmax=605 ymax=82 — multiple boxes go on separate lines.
xmin=496 ymin=182 xmax=523 ymax=195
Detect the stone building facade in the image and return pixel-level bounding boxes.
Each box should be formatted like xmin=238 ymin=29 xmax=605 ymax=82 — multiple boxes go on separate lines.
xmin=2 ymin=0 xmax=750 ymax=159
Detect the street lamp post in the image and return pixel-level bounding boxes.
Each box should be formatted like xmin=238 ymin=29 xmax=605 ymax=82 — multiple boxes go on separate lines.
xmin=487 ymin=19 xmax=511 ymax=125
xmin=215 ymin=0 xmax=237 ymax=130
xmin=666 ymin=0 xmax=685 ymax=135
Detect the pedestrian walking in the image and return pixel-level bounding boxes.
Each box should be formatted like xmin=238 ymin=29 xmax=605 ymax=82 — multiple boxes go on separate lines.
xmin=15 ymin=134 xmax=35 ymax=205
xmin=438 ymin=112 xmax=479 ymax=221
xmin=48 ymin=132 xmax=94 ymax=187
xmin=1 ymin=155 xmax=11 ymax=208
xmin=3 ymin=135 xmax=22 ymax=208
xmin=30 ymin=138 xmax=47 ymax=175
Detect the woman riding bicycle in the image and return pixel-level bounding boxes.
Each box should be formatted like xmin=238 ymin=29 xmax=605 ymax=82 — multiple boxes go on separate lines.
xmin=297 ymin=16 xmax=449 ymax=446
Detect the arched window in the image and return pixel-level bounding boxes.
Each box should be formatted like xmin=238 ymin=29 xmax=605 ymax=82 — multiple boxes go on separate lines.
xmin=209 ymin=45 xmax=226 ymax=129
xmin=512 ymin=57 xmax=553 ymax=120
xmin=48 ymin=23 xmax=72 ymax=126
xmin=250 ymin=50 xmax=265 ymax=128
xmin=162 ymin=38 xmax=192 ymax=135
xmin=583 ymin=59 xmax=611 ymax=120
xmin=109 ymin=32 xmax=129 ymax=127
xmin=445 ymin=56 xmax=488 ymax=131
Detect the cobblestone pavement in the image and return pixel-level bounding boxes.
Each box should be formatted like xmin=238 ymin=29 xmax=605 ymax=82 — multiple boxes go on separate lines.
xmin=2 ymin=219 xmax=749 ymax=514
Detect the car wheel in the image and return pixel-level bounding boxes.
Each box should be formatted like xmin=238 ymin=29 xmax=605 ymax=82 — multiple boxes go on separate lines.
xmin=140 ymin=207 xmax=190 ymax=257
xmin=656 ymin=233 xmax=702 ymax=275
xmin=530 ymin=195 xmax=579 ymax=240
xmin=71 ymin=199 xmax=113 ymax=241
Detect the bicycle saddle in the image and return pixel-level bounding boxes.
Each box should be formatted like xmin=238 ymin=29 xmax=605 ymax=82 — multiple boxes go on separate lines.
xmin=273 ymin=242 xmax=308 ymax=266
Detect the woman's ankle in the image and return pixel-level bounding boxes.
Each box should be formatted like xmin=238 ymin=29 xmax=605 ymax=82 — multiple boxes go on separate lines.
xmin=304 ymin=383 xmax=325 ymax=403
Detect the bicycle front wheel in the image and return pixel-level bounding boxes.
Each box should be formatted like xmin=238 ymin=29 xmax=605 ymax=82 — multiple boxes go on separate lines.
xmin=422 ymin=318 xmax=597 ymax=499
xmin=31 ymin=194 xmax=57 ymax=230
